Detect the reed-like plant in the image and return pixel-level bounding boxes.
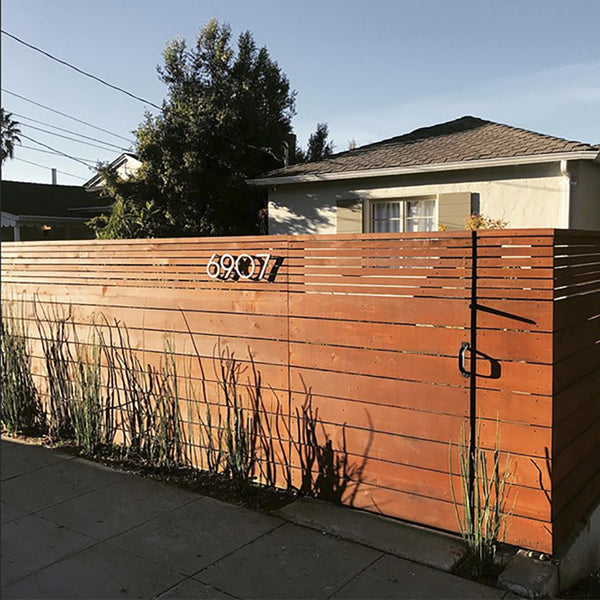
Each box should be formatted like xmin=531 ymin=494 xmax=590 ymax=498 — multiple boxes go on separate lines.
xmin=70 ymin=327 xmax=103 ymax=454
xmin=0 ymin=302 xmax=44 ymax=434
xmin=101 ymin=321 xmax=187 ymax=468
xmin=34 ymin=299 xmax=74 ymax=439
xmin=198 ymin=397 xmax=225 ymax=474
xmin=184 ymin=328 xmax=289 ymax=491
xmin=217 ymin=349 xmax=259 ymax=489
xmin=450 ymin=421 xmax=513 ymax=577
xmin=8 ymin=296 xmax=369 ymax=511
xmin=149 ymin=339 xmax=186 ymax=468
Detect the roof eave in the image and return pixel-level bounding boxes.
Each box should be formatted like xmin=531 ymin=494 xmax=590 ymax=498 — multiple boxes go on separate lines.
xmin=0 ymin=213 xmax=89 ymax=224
xmin=248 ymin=151 xmax=600 ymax=186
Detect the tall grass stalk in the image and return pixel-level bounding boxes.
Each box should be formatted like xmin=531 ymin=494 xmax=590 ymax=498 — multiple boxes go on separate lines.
xmin=217 ymin=348 xmax=259 ymax=489
xmin=34 ymin=299 xmax=74 ymax=439
xmin=8 ymin=297 xmax=369 ymax=510
xmin=450 ymin=421 xmax=512 ymax=576
xmin=70 ymin=327 xmax=103 ymax=454
xmin=0 ymin=302 xmax=44 ymax=434
xmin=102 ymin=320 xmax=186 ymax=467
xmin=151 ymin=339 xmax=187 ymax=468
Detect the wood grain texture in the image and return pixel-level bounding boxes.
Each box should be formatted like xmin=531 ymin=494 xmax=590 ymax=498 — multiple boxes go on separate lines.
xmin=4 ymin=229 xmax=599 ymax=555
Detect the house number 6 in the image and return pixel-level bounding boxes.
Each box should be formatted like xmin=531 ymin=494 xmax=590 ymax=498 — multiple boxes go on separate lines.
xmin=206 ymin=253 xmax=272 ymax=280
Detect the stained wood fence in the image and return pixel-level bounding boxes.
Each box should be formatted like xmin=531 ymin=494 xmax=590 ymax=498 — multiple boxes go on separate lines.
xmin=2 ymin=229 xmax=599 ymax=554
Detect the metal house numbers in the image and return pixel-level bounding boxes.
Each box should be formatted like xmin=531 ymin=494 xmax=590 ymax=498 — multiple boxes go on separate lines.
xmin=206 ymin=253 xmax=273 ymax=281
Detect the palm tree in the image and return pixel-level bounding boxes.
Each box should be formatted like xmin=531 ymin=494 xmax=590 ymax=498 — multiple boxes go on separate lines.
xmin=1 ymin=108 xmax=22 ymax=164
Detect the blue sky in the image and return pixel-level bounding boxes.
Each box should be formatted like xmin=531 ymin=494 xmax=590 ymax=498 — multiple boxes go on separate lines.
xmin=2 ymin=0 xmax=599 ymax=185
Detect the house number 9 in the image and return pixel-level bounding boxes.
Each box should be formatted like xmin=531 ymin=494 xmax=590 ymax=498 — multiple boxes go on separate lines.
xmin=206 ymin=253 xmax=272 ymax=280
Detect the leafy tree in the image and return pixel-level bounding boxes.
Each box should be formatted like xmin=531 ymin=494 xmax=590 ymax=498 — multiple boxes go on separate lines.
xmin=291 ymin=123 xmax=335 ymax=164
xmin=305 ymin=123 xmax=334 ymax=162
xmin=90 ymin=20 xmax=296 ymax=238
xmin=1 ymin=109 xmax=22 ymax=165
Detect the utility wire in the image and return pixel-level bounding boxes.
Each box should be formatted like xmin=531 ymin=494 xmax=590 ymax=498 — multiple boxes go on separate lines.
xmin=11 ymin=112 xmax=132 ymax=151
xmin=21 ymin=123 xmax=128 ymax=152
xmin=20 ymin=134 xmax=95 ymax=167
xmin=4 ymin=90 xmax=282 ymax=163
xmin=20 ymin=144 xmax=96 ymax=164
xmin=2 ymin=89 xmax=136 ymax=143
xmin=13 ymin=157 xmax=87 ymax=180
xmin=2 ymin=30 xmax=161 ymax=109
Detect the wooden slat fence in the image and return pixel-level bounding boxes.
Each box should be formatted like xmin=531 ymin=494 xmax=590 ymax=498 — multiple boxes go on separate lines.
xmin=2 ymin=228 xmax=599 ymax=555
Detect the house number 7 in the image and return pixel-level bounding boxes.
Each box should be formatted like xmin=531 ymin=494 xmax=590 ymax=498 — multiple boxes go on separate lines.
xmin=206 ymin=253 xmax=272 ymax=280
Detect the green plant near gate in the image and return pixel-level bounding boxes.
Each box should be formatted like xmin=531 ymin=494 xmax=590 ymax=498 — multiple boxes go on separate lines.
xmin=450 ymin=421 xmax=513 ymax=578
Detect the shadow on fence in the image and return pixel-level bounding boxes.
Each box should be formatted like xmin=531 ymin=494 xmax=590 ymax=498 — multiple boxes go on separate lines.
xmin=1 ymin=299 xmax=370 ymax=505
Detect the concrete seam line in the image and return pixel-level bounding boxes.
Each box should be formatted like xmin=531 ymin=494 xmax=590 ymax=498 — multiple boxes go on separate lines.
xmin=326 ymin=552 xmax=386 ymax=599
xmin=189 ymin=520 xmax=288 ymax=578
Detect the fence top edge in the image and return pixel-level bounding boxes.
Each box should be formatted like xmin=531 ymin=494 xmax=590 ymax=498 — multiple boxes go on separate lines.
xmin=4 ymin=229 xmax=599 ymax=254
xmin=0 ymin=227 xmax=573 ymax=247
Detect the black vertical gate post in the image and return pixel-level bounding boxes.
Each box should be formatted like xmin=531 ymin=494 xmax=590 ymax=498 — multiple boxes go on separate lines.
xmin=468 ymin=230 xmax=478 ymax=526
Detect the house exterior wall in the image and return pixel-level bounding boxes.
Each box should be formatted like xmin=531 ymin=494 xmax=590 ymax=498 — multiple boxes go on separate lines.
xmin=115 ymin=155 xmax=142 ymax=179
xmin=268 ymin=163 xmax=567 ymax=234
xmin=570 ymin=160 xmax=600 ymax=230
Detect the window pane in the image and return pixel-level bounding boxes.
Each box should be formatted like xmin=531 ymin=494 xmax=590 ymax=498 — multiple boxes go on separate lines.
xmin=371 ymin=199 xmax=435 ymax=233
xmin=373 ymin=219 xmax=400 ymax=233
xmin=372 ymin=203 xmax=386 ymax=220
xmin=406 ymin=201 xmax=421 ymax=218
xmin=372 ymin=201 xmax=401 ymax=233
xmin=405 ymin=199 xmax=435 ymax=232
xmin=422 ymin=200 xmax=435 ymax=217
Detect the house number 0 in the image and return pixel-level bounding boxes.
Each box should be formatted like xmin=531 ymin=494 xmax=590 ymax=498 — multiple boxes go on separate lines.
xmin=206 ymin=253 xmax=272 ymax=280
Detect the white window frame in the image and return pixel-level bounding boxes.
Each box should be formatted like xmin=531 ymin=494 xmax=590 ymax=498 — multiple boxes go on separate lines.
xmin=368 ymin=196 xmax=437 ymax=233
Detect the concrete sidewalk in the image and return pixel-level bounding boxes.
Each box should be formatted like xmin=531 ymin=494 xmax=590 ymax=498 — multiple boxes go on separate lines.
xmin=1 ymin=438 xmax=516 ymax=599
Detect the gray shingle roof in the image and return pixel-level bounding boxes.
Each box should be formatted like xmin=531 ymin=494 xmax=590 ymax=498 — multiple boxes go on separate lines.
xmin=261 ymin=116 xmax=599 ymax=179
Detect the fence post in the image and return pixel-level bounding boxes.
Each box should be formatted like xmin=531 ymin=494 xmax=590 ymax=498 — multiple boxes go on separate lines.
xmin=468 ymin=230 xmax=478 ymax=524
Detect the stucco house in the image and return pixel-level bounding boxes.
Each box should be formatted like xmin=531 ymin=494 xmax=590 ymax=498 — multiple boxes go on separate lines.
xmin=250 ymin=116 xmax=600 ymax=234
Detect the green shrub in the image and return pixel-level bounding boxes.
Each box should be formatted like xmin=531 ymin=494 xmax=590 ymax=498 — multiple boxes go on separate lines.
xmin=0 ymin=304 xmax=44 ymax=434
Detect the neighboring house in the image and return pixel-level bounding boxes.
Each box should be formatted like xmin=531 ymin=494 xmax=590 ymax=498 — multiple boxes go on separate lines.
xmin=83 ymin=152 xmax=142 ymax=191
xmin=0 ymin=180 xmax=109 ymax=241
xmin=249 ymin=116 xmax=600 ymax=234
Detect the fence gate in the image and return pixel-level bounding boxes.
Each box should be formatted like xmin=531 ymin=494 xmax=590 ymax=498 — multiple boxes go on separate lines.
xmin=285 ymin=232 xmax=473 ymax=537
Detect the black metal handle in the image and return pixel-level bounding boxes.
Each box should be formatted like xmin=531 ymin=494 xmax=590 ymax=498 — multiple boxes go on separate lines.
xmin=459 ymin=342 xmax=471 ymax=378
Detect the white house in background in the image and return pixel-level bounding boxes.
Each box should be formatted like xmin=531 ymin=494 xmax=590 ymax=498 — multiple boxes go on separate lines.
xmin=83 ymin=152 xmax=142 ymax=190
xmin=249 ymin=116 xmax=600 ymax=234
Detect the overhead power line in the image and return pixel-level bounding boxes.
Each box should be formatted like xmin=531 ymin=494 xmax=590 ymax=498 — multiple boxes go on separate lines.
xmin=2 ymin=30 xmax=161 ymax=109
xmin=12 ymin=112 xmax=132 ymax=151
xmin=21 ymin=122 xmax=128 ymax=152
xmin=13 ymin=157 xmax=87 ymax=180
xmin=2 ymin=89 xmax=136 ymax=144
xmin=20 ymin=134 xmax=95 ymax=167
xmin=20 ymin=144 xmax=96 ymax=164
